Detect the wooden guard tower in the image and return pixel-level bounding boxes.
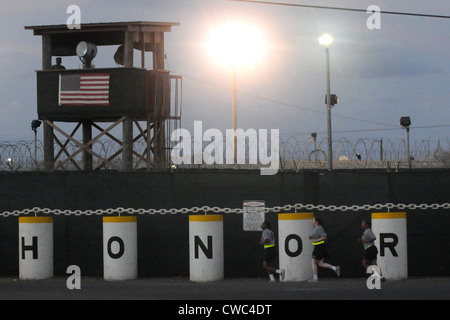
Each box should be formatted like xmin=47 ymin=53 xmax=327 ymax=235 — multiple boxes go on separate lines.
xmin=25 ymin=21 xmax=181 ymax=171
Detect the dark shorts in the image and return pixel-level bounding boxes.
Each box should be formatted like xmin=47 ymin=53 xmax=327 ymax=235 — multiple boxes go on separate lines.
xmin=263 ymin=246 xmax=276 ymax=263
xmin=363 ymin=245 xmax=378 ymax=261
xmin=312 ymin=243 xmax=330 ymax=261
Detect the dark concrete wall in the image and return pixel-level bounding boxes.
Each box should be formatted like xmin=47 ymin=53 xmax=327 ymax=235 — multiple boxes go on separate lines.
xmin=0 ymin=170 xmax=449 ymax=278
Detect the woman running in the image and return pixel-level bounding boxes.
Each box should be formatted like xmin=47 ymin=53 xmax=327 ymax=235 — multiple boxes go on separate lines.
xmin=360 ymin=219 xmax=384 ymax=281
xmin=308 ymin=216 xmax=340 ymax=282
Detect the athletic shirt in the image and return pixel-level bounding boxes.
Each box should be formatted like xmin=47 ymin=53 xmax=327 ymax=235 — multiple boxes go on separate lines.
xmin=261 ymin=228 xmax=275 ymax=247
xmin=362 ymin=228 xmax=376 ymax=250
xmin=311 ymin=225 xmax=327 ymax=240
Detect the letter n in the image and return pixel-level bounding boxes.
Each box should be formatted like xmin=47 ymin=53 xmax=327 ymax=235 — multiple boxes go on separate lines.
xmin=194 ymin=235 xmax=213 ymax=259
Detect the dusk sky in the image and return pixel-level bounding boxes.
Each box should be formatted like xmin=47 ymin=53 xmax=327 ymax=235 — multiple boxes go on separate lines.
xmin=0 ymin=0 xmax=448 ymax=147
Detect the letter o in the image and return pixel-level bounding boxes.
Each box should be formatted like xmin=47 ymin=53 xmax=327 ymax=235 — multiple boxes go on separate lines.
xmin=285 ymin=234 xmax=302 ymax=257
xmin=107 ymin=236 xmax=124 ymax=259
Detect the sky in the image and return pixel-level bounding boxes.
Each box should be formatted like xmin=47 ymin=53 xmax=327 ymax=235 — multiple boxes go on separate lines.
xmin=0 ymin=0 xmax=449 ymax=147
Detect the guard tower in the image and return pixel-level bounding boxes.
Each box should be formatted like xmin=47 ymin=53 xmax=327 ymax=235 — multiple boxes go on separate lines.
xmin=25 ymin=21 xmax=181 ymax=171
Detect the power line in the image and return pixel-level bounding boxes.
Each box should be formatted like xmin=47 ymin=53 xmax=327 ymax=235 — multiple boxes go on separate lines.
xmin=183 ymin=74 xmax=398 ymax=128
xmin=280 ymin=124 xmax=450 ymax=137
xmin=183 ymin=75 xmax=450 ymax=136
xmin=227 ymin=0 xmax=450 ymax=19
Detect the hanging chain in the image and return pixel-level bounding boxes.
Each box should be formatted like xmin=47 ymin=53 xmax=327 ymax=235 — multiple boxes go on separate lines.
xmin=0 ymin=203 xmax=449 ymax=217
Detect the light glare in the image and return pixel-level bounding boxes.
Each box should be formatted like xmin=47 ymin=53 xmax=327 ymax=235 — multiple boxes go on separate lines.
xmin=206 ymin=23 xmax=266 ymax=68
xmin=319 ymin=34 xmax=334 ymax=47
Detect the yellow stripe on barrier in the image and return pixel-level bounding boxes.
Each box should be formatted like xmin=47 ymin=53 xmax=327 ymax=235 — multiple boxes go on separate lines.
xmin=103 ymin=216 xmax=137 ymax=223
xmin=19 ymin=217 xmax=53 ymax=223
xmin=278 ymin=213 xmax=314 ymax=220
xmin=372 ymin=212 xmax=407 ymax=219
xmin=189 ymin=215 xmax=223 ymax=222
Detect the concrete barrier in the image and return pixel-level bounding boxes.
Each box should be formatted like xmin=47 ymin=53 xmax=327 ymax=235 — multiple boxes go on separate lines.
xmin=278 ymin=213 xmax=314 ymax=281
xmin=372 ymin=212 xmax=408 ymax=279
xmin=103 ymin=216 xmax=138 ymax=280
xmin=19 ymin=217 xmax=53 ymax=280
xmin=189 ymin=215 xmax=224 ymax=282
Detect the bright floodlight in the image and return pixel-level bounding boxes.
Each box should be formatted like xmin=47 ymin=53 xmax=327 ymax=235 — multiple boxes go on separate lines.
xmin=319 ymin=34 xmax=334 ymax=47
xmin=206 ymin=23 xmax=266 ymax=69
xmin=76 ymin=41 xmax=97 ymax=59
xmin=76 ymin=41 xmax=97 ymax=68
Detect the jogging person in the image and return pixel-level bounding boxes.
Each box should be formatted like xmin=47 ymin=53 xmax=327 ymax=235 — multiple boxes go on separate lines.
xmin=361 ymin=219 xmax=384 ymax=280
xmin=260 ymin=221 xmax=285 ymax=282
xmin=308 ymin=216 xmax=340 ymax=282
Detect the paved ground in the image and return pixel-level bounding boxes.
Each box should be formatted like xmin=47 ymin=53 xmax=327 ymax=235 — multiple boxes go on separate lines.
xmin=0 ymin=276 xmax=448 ymax=301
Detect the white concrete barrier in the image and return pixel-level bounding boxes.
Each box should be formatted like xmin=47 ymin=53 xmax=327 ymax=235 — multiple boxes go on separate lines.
xmin=372 ymin=212 xmax=408 ymax=280
xmin=103 ymin=216 xmax=138 ymax=280
xmin=19 ymin=217 xmax=53 ymax=280
xmin=189 ymin=215 xmax=224 ymax=282
xmin=278 ymin=213 xmax=314 ymax=281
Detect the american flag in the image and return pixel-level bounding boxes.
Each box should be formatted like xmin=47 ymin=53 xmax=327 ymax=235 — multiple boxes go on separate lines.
xmin=59 ymin=73 xmax=110 ymax=106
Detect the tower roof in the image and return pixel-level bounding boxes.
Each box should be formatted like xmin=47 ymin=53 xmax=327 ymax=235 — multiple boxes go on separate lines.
xmin=25 ymin=21 xmax=180 ymax=55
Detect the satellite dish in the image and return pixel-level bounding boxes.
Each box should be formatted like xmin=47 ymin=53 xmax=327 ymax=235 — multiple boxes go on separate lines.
xmin=76 ymin=41 xmax=97 ymax=68
xmin=114 ymin=45 xmax=125 ymax=66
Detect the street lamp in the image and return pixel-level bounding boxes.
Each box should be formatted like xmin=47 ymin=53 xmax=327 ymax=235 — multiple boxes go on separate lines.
xmin=7 ymin=157 xmax=13 ymax=171
xmin=319 ymin=33 xmax=334 ymax=171
xmin=206 ymin=23 xmax=266 ymax=162
xmin=400 ymin=116 xmax=412 ymax=169
xmin=31 ymin=119 xmax=42 ymax=169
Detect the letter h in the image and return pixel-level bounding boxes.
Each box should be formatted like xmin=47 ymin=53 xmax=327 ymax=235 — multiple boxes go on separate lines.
xmin=21 ymin=236 xmax=38 ymax=259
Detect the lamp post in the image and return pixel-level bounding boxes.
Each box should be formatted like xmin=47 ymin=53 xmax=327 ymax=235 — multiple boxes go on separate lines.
xmin=31 ymin=120 xmax=42 ymax=170
xmin=400 ymin=116 xmax=412 ymax=169
xmin=319 ymin=34 xmax=334 ymax=171
xmin=206 ymin=23 xmax=265 ymax=164
xmin=7 ymin=157 xmax=13 ymax=171
xmin=232 ymin=62 xmax=237 ymax=163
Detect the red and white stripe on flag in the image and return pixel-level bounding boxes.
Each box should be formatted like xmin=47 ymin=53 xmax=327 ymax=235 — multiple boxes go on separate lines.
xmin=59 ymin=73 xmax=110 ymax=106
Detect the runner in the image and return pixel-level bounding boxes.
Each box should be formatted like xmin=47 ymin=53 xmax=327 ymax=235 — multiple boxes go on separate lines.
xmin=260 ymin=220 xmax=285 ymax=282
xmin=308 ymin=216 xmax=340 ymax=282
xmin=361 ymin=219 xmax=384 ymax=280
